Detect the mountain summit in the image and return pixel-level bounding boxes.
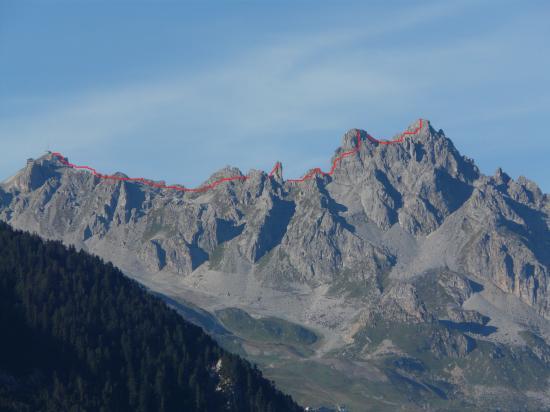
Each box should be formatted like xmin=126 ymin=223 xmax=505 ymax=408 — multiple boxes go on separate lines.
xmin=1 ymin=121 xmax=549 ymax=410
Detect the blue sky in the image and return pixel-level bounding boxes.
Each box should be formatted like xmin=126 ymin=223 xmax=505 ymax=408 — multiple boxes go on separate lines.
xmin=1 ymin=1 xmax=549 ymax=191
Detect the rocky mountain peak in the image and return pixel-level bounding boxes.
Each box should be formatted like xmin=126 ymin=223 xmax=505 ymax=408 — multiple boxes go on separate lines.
xmin=4 ymin=153 xmax=60 ymax=193
xmin=336 ymin=120 xmax=478 ymax=183
xmin=339 ymin=128 xmax=362 ymax=150
xmin=205 ymin=165 xmax=244 ymax=182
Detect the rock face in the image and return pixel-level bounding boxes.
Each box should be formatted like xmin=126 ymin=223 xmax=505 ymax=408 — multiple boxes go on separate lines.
xmin=1 ymin=119 xmax=550 ymax=410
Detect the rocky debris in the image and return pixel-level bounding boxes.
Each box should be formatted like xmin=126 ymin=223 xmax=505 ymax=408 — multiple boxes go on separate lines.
xmin=379 ymin=283 xmax=432 ymax=323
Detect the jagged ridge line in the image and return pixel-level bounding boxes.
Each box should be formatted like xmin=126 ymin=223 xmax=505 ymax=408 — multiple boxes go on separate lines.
xmin=51 ymin=119 xmax=423 ymax=193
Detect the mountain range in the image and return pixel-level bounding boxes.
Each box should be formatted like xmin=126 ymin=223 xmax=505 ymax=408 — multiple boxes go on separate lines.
xmin=1 ymin=119 xmax=549 ymax=411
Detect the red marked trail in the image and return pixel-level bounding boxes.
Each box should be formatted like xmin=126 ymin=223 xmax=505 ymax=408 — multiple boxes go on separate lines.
xmin=52 ymin=119 xmax=424 ymax=193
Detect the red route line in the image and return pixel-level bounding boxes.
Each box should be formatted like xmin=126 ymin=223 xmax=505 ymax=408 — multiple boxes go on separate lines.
xmin=51 ymin=119 xmax=424 ymax=193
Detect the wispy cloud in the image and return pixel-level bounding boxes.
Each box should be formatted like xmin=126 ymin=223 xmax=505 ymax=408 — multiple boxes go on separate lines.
xmin=1 ymin=1 xmax=548 ymax=190
xmin=0 ymin=1 xmax=469 ymax=145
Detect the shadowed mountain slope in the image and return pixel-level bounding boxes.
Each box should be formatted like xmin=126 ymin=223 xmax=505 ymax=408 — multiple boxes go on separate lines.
xmin=0 ymin=221 xmax=302 ymax=412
